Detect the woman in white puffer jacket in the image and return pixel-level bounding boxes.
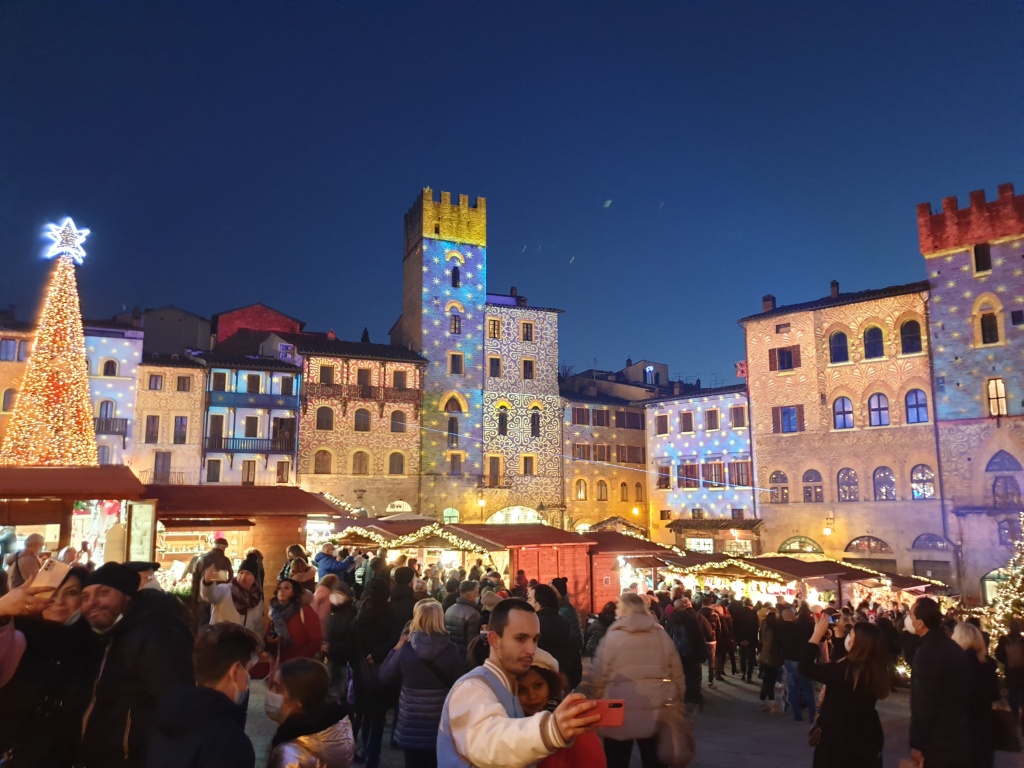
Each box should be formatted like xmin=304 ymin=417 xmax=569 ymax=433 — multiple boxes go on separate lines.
xmin=579 ymin=591 xmax=686 ymax=768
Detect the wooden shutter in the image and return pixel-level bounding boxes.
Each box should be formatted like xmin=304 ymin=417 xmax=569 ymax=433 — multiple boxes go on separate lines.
xmin=768 ymin=348 xmax=778 ymax=371
xmin=795 ymin=404 xmax=805 ymax=432
xmin=792 ymin=345 xmax=801 ymax=369
xmin=771 ymin=406 xmax=781 ymax=434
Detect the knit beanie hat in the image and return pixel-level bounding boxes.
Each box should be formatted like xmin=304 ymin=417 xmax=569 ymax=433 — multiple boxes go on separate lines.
xmin=550 ymin=577 xmax=568 ymax=598
xmin=86 ymin=562 xmax=140 ymax=596
xmin=393 ymin=566 xmax=414 ymax=587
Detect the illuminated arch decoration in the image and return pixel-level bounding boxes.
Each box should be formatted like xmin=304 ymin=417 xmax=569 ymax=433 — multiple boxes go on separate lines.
xmin=493 ymin=398 xmax=513 ymax=412
xmin=779 ymin=535 xmax=824 ymax=554
xmin=444 ymin=300 xmax=466 ymax=315
xmin=486 ymin=506 xmax=545 ymax=525
xmin=444 ymin=249 xmax=466 ymax=265
xmin=526 ymin=399 xmax=545 ymax=411
xmin=986 ymin=450 xmax=1023 ymax=473
xmin=438 ymin=391 xmax=469 ymax=414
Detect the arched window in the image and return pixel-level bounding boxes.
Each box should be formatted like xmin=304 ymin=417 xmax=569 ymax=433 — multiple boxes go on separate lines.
xmin=497 ymin=406 xmax=508 ymax=436
xmin=900 ymin=320 xmax=922 ymax=354
xmin=354 ymin=408 xmax=371 ymax=432
xmin=442 ymin=507 xmax=460 ymax=524
xmin=99 ymin=400 xmax=115 ymax=419
xmin=530 ymin=407 xmax=541 ymax=438
xmin=450 ymin=313 xmax=462 ymax=335
xmin=844 ymin=536 xmax=894 ymax=554
xmin=1 ymin=388 xmax=15 ymax=412
xmin=911 ymin=464 xmax=936 ymax=499
xmin=912 ymin=533 xmax=951 ymax=551
xmin=388 ymin=452 xmax=404 ymax=475
xmin=993 ymin=476 xmax=1022 ymax=509
xmin=102 ymin=360 xmax=118 ymax=377
xmin=390 ymin=411 xmax=406 ymax=433
xmin=635 ymin=482 xmax=644 ymax=502
xmin=620 ymin=482 xmax=629 ymax=501
xmin=596 ymin=480 xmax=608 ymax=501
xmin=313 ymin=450 xmax=332 ymax=474
xmin=905 ymin=389 xmax=928 ymax=424
xmin=315 ymin=406 xmax=334 ymax=431
xmin=863 ymin=327 xmax=884 ymax=359
xmin=447 ymin=416 xmax=459 ymax=447
xmin=769 ymin=470 xmax=789 ymax=503
xmin=779 ymin=536 xmax=824 ymax=554
xmin=868 ymin=393 xmax=890 ymax=426
xmin=837 ymin=467 xmax=859 ymax=502
xmin=451 ymin=266 xmax=460 ymax=288
xmin=980 ymin=306 xmax=999 ymax=345
xmin=829 ymin=332 xmax=849 ymax=364
xmin=575 ymin=479 xmax=587 ymax=501
xmin=444 ymin=397 xmax=462 ymax=413
xmin=802 ymin=469 xmax=823 ymax=503
xmin=833 ymin=397 xmax=854 ymax=429
xmin=351 ymin=451 xmax=369 ymax=475
xmin=873 ymin=466 xmax=896 ymax=500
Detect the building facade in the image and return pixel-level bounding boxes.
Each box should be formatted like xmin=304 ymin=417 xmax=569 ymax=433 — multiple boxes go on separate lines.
xmin=643 ymin=385 xmax=757 ymax=553
xmin=0 ymin=321 xmax=32 ymax=446
xmin=85 ymin=320 xmax=144 ymax=467
xmin=740 ymin=282 xmax=950 ymax=582
xmin=131 ymin=354 xmax=206 ymax=484
xmin=261 ymin=332 xmax=426 ymax=516
xmin=918 ymin=183 xmax=1024 ymax=601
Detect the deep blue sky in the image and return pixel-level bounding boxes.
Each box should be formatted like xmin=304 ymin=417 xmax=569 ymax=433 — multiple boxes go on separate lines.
xmin=2 ymin=1 xmax=1021 ymax=385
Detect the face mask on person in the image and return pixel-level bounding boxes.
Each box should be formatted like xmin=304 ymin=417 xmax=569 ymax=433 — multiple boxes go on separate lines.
xmin=844 ymin=633 xmax=854 ymax=653
xmin=264 ymin=691 xmax=286 ymax=722
xmin=904 ymin=614 xmax=915 ymax=634
xmin=64 ymin=611 xmax=82 ymax=627
xmin=328 ymin=592 xmax=346 ymax=606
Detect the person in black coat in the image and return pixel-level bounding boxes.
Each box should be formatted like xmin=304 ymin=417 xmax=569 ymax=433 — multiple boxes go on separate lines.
xmin=147 ymin=623 xmax=262 ymax=768
xmin=325 ymin=584 xmax=358 ymax=692
xmin=389 ymin=566 xmax=417 ymax=630
xmin=76 ymin=563 xmax=196 ymax=768
xmin=731 ymin=598 xmax=760 ymax=683
xmin=953 ymin=622 xmax=1000 ymax=768
xmin=698 ymin=597 xmax=721 ymax=686
xmin=529 ymin=584 xmax=582 ymax=689
xmin=352 ymin=577 xmax=400 ymax=768
xmin=666 ymin=597 xmax=712 ymax=707
xmin=906 ymin=597 xmax=970 ymax=768
xmin=799 ymin=614 xmax=890 ymax=768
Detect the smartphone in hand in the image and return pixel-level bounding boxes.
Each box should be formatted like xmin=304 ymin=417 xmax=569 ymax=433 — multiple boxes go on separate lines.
xmin=34 ymin=558 xmax=70 ymax=591
xmin=592 ymin=699 xmax=625 ymax=728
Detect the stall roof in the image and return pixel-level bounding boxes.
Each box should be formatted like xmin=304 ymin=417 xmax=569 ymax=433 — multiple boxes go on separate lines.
xmin=449 ymin=524 xmax=594 ymax=549
xmin=586 ymin=530 xmax=677 ymax=556
xmin=146 ymin=485 xmax=338 ymax=517
xmin=749 ymin=556 xmax=849 ymax=581
xmin=335 ymin=519 xmax=429 ymax=538
xmin=666 ymin=518 xmax=763 ymax=532
xmin=0 ymin=466 xmax=146 ymax=499
xmin=588 ymin=516 xmax=648 ymax=535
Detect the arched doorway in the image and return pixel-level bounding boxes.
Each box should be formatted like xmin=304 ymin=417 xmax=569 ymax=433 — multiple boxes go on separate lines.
xmin=386 ymin=500 xmax=413 ymax=514
xmin=486 ymin=506 xmax=545 ymax=525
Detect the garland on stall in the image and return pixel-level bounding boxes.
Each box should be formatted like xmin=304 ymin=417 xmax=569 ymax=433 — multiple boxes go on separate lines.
xmin=334 ymin=526 xmax=393 ymax=547
xmin=390 ymin=523 xmax=491 ymax=554
xmin=664 ymin=556 xmax=786 ymax=582
xmin=619 ymin=528 xmax=689 ymax=559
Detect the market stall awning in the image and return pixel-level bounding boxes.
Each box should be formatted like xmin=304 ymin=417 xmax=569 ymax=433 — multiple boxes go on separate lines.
xmin=588 ymin=516 xmax=648 ymax=535
xmin=664 ymin=553 xmax=788 ymax=582
xmin=0 ymin=466 xmax=146 ymax=500
xmin=749 ymin=556 xmax=849 ymax=581
xmin=585 ymin=530 xmax=677 ymax=556
xmin=666 ymin=518 xmax=763 ymax=533
xmin=146 ymin=485 xmax=339 ymax=517
xmin=450 ymin=524 xmax=594 ymax=550
xmin=161 ymin=517 xmax=255 ymax=529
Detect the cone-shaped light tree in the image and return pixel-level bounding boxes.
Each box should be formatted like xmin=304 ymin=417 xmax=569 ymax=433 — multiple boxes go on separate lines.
xmin=0 ymin=218 xmax=99 ymax=466
xmin=990 ymin=510 xmax=1024 ymax=638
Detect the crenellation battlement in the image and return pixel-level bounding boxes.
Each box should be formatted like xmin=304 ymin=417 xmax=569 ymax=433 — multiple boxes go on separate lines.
xmin=404 ymin=186 xmax=487 ymax=249
xmin=917 ymin=182 xmax=1024 ymax=254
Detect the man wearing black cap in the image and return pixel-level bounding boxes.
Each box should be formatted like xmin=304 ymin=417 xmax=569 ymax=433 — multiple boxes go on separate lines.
xmin=75 ymin=562 xmax=195 ymax=768
xmin=124 ymin=560 xmax=163 ymax=591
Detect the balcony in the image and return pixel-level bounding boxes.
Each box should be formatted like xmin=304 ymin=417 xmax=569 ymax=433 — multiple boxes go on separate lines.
xmin=94 ymin=417 xmax=130 ymax=436
xmin=135 ymin=469 xmax=192 ymax=485
xmin=204 ymin=437 xmax=294 ymax=454
xmin=303 ymin=383 xmax=421 ymax=403
xmin=207 ymin=391 xmax=299 ymax=410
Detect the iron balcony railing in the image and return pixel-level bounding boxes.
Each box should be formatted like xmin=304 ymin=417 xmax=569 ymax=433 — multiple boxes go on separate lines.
xmin=204 ymin=437 xmax=294 ymax=454
xmin=303 ymin=383 xmax=421 ymax=403
xmin=94 ymin=417 xmax=130 ymax=436
xmin=135 ymin=469 xmax=192 ymax=485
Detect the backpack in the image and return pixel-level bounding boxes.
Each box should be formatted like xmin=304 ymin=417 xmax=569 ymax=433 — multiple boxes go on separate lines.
xmin=670 ymin=620 xmax=693 ymax=658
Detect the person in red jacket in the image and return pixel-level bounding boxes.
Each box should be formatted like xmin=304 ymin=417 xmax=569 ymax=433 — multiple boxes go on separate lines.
xmin=518 ymin=649 xmax=607 ymax=768
xmin=266 ymin=578 xmax=322 ymax=663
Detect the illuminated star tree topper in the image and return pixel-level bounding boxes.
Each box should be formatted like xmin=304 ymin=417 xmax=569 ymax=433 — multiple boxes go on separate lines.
xmin=45 ymin=217 xmax=90 ymax=264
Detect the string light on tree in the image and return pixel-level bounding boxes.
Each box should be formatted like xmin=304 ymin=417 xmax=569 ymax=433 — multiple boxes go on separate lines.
xmin=989 ymin=510 xmax=1024 ymax=639
xmin=0 ymin=217 xmax=99 ymax=466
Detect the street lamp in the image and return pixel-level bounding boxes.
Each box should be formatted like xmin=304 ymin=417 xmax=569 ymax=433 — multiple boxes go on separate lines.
xmin=823 ymin=513 xmax=835 ymax=537
xmin=632 ymin=507 xmax=640 ymax=516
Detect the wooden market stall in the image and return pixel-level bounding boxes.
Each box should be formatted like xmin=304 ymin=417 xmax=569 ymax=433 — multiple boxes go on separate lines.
xmin=584 ymin=529 xmax=686 ymax=613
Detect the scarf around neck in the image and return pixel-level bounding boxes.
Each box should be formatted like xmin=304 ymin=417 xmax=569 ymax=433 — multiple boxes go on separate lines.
xmin=270 ymin=598 xmax=301 ymax=647
xmin=231 ymin=579 xmax=263 ymax=615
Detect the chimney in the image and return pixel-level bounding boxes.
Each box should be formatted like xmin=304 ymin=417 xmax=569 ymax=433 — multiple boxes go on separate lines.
xmin=830 ymin=280 xmax=840 ymax=298
xmin=761 ymin=294 xmax=776 ymax=312
xmin=509 ymin=287 xmax=518 ymax=297
xmin=327 ymin=329 xmax=336 ymax=340
xmin=626 ymin=358 xmax=633 ymax=368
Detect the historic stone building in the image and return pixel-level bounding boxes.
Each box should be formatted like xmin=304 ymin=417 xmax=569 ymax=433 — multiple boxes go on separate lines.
xmin=643 ymin=385 xmax=759 ymax=552
xmin=918 ymin=183 xmax=1024 ymax=601
xmin=260 ymin=331 xmax=426 ymax=517
xmin=0 ymin=319 xmax=32 ymax=446
xmin=740 ymin=281 xmax=949 ymax=583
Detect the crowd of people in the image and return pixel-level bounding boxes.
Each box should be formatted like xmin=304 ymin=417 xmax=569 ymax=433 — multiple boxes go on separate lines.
xmin=1 ymin=534 xmax=1023 ymax=768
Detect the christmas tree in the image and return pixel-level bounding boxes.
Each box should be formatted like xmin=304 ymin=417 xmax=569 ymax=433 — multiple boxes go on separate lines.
xmin=990 ymin=509 xmax=1024 ymax=638
xmin=0 ymin=218 xmax=99 ymax=466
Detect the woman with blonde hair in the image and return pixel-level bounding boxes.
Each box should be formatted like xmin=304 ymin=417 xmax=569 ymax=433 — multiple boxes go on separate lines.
xmin=379 ymin=599 xmax=463 ymax=768
xmin=953 ymin=622 xmax=999 ymax=768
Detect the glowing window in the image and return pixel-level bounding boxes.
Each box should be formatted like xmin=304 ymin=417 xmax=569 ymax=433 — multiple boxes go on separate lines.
xmin=873 ymin=466 xmax=897 ymax=500
xmin=911 ymin=465 xmax=935 ymax=500
xmin=769 ymin=471 xmax=789 ymax=503
xmin=837 ymin=467 xmax=859 ymax=502
xmin=845 ymin=536 xmax=893 ymax=554
xmin=575 ymin=479 xmax=587 ymax=501
xmin=802 ymin=469 xmax=823 ymax=503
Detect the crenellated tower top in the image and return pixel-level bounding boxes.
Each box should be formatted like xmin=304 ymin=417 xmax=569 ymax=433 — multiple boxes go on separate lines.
xmin=404 ymin=187 xmax=487 ymax=251
xmin=917 ymin=182 xmax=1024 ymax=255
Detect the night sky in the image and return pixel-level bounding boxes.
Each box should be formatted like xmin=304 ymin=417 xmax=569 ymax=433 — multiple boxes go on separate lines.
xmin=2 ymin=1 xmax=1021 ymax=385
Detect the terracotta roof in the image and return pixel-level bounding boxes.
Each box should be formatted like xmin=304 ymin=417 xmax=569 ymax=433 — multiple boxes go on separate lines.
xmin=141 ymin=353 xmax=206 ymax=369
xmin=585 ymin=530 xmax=675 ymax=556
xmin=199 ymin=353 xmax=302 ymax=372
xmin=0 ymin=466 xmax=146 ymax=499
xmin=211 ymin=303 xmax=306 ymax=328
xmin=559 ymin=390 xmax=637 ymax=407
xmin=274 ymin=332 xmax=427 ymax=363
xmin=449 ymin=524 xmax=593 ymax=548
xmin=738 ymin=281 xmax=931 ymax=323
xmin=638 ymin=384 xmax=748 ymax=407
xmin=748 ymin=556 xmax=849 ymax=580
xmin=147 ymin=485 xmax=337 ymax=517
xmin=666 ymin=519 xmax=763 ymax=532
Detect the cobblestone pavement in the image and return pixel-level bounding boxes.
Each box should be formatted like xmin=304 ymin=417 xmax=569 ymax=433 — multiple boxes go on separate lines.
xmin=245 ymin=671 xmax=1021 ymax=768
